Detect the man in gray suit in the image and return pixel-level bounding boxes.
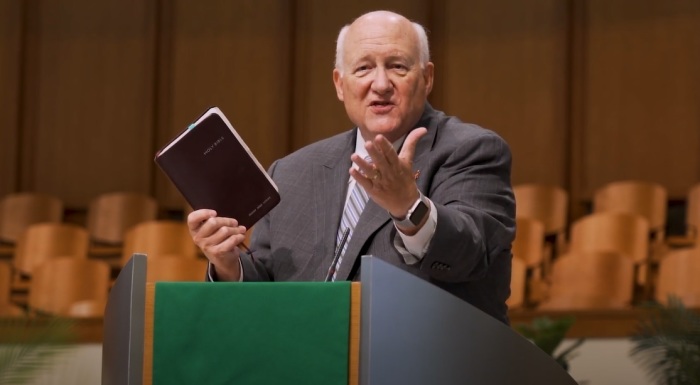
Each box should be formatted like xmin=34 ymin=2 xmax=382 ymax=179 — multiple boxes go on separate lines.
xmin=187 ymin=10 xmax=515 ymax=324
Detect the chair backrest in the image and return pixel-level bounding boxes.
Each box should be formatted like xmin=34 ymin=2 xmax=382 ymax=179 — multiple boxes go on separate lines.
xmin=29 ymin=258 xmax=110 ymax=316
xmin=0 ymin=303 xmax=25 ymax=316
xmin=13 ymin=223 xmax=89 ymax=276
xmin=66 ymin=299 xmax=108 ymax=318
xmin=655 ymin=247 xmax=700 ymax=307
xmin=0 ymin=193 xmax=64 ymax=243
xmin=87 ymin=191 xmax=158 ymax=245
xmin=121 ymin=220 xmax=197 ymax=265
xmin=512 ymin=217 xmax=546 ymax=268
xmin=507 ymin=257 xmax=527 ymax=309
xmin=686 ymin=183 xmax=700 ymax=237
xmin=513 ymin=184 xmax=568 ymax=258
xmin=569 ymin=212 xmax=650 ymax=264
xmin=146 ymin=256 xmax=208 ymax=282
xmin=0 ymin=261 xmax=24 ymax=316
xmin=513 ymin=184 xmax=568 ymax=236
xmin=539 ymin=251 xmax=635 ymax=310
xmin=593 ymin=180 xmax=667 ymax=240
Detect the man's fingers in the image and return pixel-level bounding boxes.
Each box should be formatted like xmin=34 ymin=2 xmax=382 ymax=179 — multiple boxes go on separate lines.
xmin=350 ymin=166 xmax=373 ymax=190
xmin=202 ymin=224 xmax=247 ymax=247
xmin=187 ymin=209 xmax=217 ymax=231
xmin=203 ymin=232 xmax=246 ymax=257
xmin=189 ymin=212 xmax=244 ymax=243
xmin=351 ymin=153 xmax=375 ymax=179
xmin=399 ymin=127 xmax=427 ymax=163
xmin=365 ymin=135 xmax=394 ymax=167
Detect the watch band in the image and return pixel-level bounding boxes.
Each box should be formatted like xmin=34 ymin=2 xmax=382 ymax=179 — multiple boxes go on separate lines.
xmin=391 ymin=192 xmax=430 ymax=229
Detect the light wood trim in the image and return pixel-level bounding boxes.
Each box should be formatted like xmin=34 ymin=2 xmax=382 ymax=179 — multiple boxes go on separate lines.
xmin=143 ymin=282 xmax=155 ymax=385
xmin=349 ymin=282 xmax=360 ymax=385
xmin=3 ymin=307 xmax=699 ymax=343
xmin=0 ymin=317 xmax=103 ymax=343
xmin=510 ymin=308 xmax=652 ymax=339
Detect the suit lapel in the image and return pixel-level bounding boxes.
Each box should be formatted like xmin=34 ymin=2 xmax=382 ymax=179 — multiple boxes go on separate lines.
xmin=313 ymin=131 xmax=355 ymax=279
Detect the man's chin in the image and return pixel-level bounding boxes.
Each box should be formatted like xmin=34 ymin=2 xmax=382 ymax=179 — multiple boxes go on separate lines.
xmin=363 ymin=121 xmax=407 ymax=141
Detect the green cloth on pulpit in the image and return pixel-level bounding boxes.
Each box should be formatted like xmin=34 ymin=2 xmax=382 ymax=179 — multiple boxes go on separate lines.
xmin=152 ymin=281 xmax=351 ymax=385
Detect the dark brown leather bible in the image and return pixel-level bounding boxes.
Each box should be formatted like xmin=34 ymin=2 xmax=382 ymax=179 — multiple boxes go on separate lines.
xmin=155 ymin=107 xmax=280 ymax=228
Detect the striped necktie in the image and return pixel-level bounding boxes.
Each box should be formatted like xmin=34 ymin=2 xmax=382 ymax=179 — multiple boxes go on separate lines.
xmin=330 ymin=177 xmax=370 ymax=281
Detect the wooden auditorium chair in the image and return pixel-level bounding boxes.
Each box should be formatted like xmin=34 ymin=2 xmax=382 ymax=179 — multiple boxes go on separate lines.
xmin=29 ymin=258 xmax=110 ymax=317
xmin=666 ymin=183 xmax=700 ymax=248
xmin=146 ymin=255 xmax=209 ymax=282
xmin=0 ymin=261 xmax=24 ymax=316
xmin=507 ymin=257 xmax=527 ymax=310
xmin=511 ymin=217 xmax=547 ymax=305
xmin=655 ymin=247 xmax=700 ymax=307
xmin=568 ymin=212 xmax=650 ymax=297
xmin=0 ymin=192 xmax=64 ymax=255
xmin=12 ymin=223 xmax=90 ymax=293
xmin=539 ymin=251 xmax=635 ymax=310
xmin=121 ymin=220 xmax=198 ymax=265
xmin=87 ymin=191 xmax=158 ymax=256
xmin=513 ymin=184 xmax=569 ymax=260
xmin=593 ymin=180 xmax=667 ymax=245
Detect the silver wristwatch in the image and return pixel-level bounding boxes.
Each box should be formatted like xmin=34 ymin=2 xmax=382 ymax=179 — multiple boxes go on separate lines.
xmin=391 ymin=192 xmax=430 ymax=229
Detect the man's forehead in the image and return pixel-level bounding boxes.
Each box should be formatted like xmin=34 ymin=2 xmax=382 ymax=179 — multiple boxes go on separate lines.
xmin=346 ymin=48 xmax=413 ymax=64
xmin=343 ymin=24 xmax=416 ymax=58
xmin=348 ymin=15 xmax=409 ymax=39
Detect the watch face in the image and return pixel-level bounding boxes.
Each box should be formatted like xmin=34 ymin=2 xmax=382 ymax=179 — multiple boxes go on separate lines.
xmin=409 ymin=200 xmax=429 ymax=225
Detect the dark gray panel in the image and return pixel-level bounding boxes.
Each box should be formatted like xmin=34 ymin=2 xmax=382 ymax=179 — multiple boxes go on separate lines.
xmin=360 ymin=256 xmax=576 ymax=385
xmin=102 ymin=254 xmax=147 ymax=385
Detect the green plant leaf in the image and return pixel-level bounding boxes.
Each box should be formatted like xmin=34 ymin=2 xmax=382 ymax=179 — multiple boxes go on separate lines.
xmin=631 ymin=296 xmax=700 ymax=385
xmin=516 ymin=316 xmax=579 ymax=356
xmin=0 ymin=317 xmax=76 ymax=385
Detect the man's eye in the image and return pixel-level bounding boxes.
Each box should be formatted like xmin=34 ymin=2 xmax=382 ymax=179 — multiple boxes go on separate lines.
xmin=355 ymin=66 xmax=369 ymax=73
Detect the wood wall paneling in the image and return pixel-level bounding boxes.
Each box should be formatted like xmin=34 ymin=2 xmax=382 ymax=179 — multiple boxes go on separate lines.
xmin=155 ymin=0 xmax=293 ymax=208
xmin=6 ymin=1 xmax=700 ymax=212
xmin=292 ymin=1 xmax=430 ymax=150
xmin=440 ymin=0 xmax=571 ymax=188
xmin=580 ymin=0 xmax=700 ymax=199
xmin=21 ymin=0 xmax=157 ymax=207
xmin=0 ymin=0 xmax=22 ymax=196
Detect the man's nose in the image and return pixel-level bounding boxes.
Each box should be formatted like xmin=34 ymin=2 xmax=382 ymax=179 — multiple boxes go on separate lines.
xmin=371 ymin=68 xmax=392 ymax=94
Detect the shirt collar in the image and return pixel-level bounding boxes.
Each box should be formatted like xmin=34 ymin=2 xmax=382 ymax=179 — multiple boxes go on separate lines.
xmin=354 ymin=130 xmax=406 ymax=161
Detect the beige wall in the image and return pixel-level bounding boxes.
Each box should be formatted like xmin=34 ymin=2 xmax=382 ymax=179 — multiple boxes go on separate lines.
xmin=1 ymin=0 xmax=698 ymax=212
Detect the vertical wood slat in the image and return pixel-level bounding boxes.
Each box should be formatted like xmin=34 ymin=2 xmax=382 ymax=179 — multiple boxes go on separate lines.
xmin=154 ymin=0 xmax=293 ymax=207
xmin=1 ymin=1 xmax=698 ymax=213
xmin=440 ymin=0 xmax=570 ymax=188
xmin=349 ymin=282 xmax=361 ymax=385
xmin=0 ymin=0 xmax=22 ymax=196
xmin=20 ymin=0 xmax=158 ymax=207
xmin=568 ymin=0 xmax=589 ymax=220
xmin=579 ymin=0 xmax=700 ymax=199
xmin=142 ymin=282 xmax=155 ymax=385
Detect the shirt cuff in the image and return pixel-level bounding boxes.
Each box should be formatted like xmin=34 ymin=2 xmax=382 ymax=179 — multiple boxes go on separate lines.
xmin=207 ymin=260 xmax=244 ymax=282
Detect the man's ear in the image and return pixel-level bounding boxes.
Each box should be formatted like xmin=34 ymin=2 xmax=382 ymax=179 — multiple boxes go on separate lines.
xmin=333 ymin=69 xmax=345 ymax=101
xmin=423 ymin=62 xmax=435 ymax=95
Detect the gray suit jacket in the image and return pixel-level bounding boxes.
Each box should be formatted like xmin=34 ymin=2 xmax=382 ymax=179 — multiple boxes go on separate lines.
xmin=239 ymin=104 xmax=516 ymax=324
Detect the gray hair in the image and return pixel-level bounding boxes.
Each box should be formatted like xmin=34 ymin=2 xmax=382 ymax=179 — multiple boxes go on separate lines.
xmin=334 ymin=21 xmax=430 ymax=74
